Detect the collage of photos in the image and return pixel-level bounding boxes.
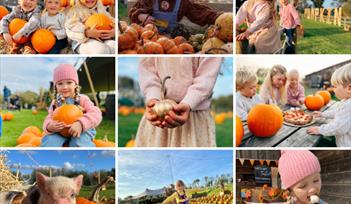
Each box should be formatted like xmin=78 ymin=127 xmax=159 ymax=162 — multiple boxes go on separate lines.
xmin=0 ymin=0 xmax=350 ymax=203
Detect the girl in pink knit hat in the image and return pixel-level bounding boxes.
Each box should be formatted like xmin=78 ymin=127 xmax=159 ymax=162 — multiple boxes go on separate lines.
xmin=135 ymin=57 xmax=222 ymax=147
xmin=41 ymin=64 xmax=102 ymax=147
xmin=278 ymin=150 xmax=328 ymax=204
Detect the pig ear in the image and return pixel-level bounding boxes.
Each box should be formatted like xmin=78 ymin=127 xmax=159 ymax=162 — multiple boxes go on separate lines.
xmin=74 ymin=175 xmax=84 ymax=190
xmin=36 ymin=172 xmax=48 ymax=191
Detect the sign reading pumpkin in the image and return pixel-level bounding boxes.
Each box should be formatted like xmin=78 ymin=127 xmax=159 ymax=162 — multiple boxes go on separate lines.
xmin=52 ymin=104 xmax=83 ymax=137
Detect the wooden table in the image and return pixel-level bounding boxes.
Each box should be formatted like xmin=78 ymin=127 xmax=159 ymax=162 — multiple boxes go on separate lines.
xmin=239 ymin=101 xmax=337 ymax=147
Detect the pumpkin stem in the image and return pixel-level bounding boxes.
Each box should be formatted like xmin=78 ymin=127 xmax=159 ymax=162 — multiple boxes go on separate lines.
xmin=118 ymin=21 xmax=124 ymax=34
xmin=103 ymin=134 xmax=109 ymax=142
xmin=89 ymin=176 xmax=115 ymax=202
xmin=161 ymin=76 xmax=171 ymax=100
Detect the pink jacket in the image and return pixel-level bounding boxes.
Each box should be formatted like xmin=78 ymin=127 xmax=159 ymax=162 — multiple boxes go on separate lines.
xmin=43 ymin=94 xmax=102 ymax=133
xmin=138 ymin=57 xmax=222 ymax=110
xmin=287 ymin=83 xmax=305 ymax=106
xmin=279 ymin=3 xmax=300 ymax=29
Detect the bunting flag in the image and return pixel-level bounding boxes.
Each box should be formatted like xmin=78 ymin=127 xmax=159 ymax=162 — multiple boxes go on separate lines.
xmin=239 ymin=159 xmax=245 ymax=166
xmin=266 ymin=160 xmax=271 ymax=166
xmin=250 ymin=159 xmax=255 ymax=166
xmin=259 ymin=160 xmax=265 ymax=165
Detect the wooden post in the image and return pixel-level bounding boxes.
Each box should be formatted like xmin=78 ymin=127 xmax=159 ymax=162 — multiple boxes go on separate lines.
xmin=320 ymin=8 xmax=324 ymax=22
xmin=338 ymin=7 xmax=342 ymax=26
xmin=334 ymin=8 xmax=338 ymax=25
xmin=327 ymin=9 xmax=331 ymax=24
xmin=83 ymin=61 xmax=99 ymax=108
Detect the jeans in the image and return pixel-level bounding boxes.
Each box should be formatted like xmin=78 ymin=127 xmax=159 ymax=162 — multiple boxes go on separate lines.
xmin=283 ymin=28 xmax=296 ymax=54
xmin=40 ymin=129 xmax=96 ymax=147
xmin=48 ymin=38 xmax=68 ymax=54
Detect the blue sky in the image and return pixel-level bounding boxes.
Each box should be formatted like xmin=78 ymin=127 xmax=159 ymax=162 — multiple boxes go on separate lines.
xmin=118 ymin=57 xmax=233 ymax=98
xmin=118 ymin=150 xmax=233 ymax=199
xmin=5 ymin=150 xmax=115 ymax=174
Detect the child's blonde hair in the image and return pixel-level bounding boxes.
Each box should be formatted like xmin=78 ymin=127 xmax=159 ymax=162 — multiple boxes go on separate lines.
xmin=175 ymin=180 xmax=186 ymax=187
xmin=287 ymin=69 xmax=300 ymax=81
xmin=236 ymin=69 xmax=258 ymax=91
xmin=331 ymin=64 xmax=351 ymax=87
xmin=260 ymin=65 xmax=287 ymax=104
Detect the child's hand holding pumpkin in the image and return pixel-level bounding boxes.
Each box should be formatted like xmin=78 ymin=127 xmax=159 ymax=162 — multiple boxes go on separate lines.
xmin=145 ymin=99 xmax=163 ymax=128
xmin=100 ymin=28 xmax=115 ymax=40
xmin=47 ymin=121 xmax=67 ymax=132
xmin=3 ymin=33 xmax=13 ymax=45
xmin=162 ymin=103 xmax=191 ymax=128
xmin=12 ymin=32 xmax=23 ymax=42
xmin=85 ymin=27 xmax=104 ymax=41
xmin=68 ymin=121 xmax=83 ymax=137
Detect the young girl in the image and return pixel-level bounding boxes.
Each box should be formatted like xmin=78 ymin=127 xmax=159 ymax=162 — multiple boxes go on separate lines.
xmin=162 ymin=180 xmax=189 ymax=204
xmin=279 ymin=0 xmax=301 ymax=54
xmin=136 ymin=57 xmax=222 ymax=147
xmin=40 ymin=0 xmax=68 ymax=54
xmin=0 ymin=0 xmax=41 ymax=54
xmin=236 ymin=68 xmax=262 ymax=121
xmin=307 ymin=64 xmax=351 ymax=147
xmin=129 ymin=0 xmax=221 ymax=33
xmin=41 ymin=64 xmax=102 ymax=147
xmin=279 ymin=150 xmax=328 ymax=204
xmin=259 ymin=64 xmax=287 ymax=106
xmin=236 ymin=0 xmax=282 ymax=54
xmin=287 ymin=69 xmax=305 ymax=107
xmin=65 ymin=0 xmax=115 ymax=54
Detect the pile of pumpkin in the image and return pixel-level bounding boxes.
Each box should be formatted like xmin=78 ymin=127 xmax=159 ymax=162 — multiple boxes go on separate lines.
xmin=118 ymin=12 xmax=233 ymax=54
xmin=1 ymin=112 xmax=14 ymax=121
xmin=235 ymin=90 xmax=332 ymax=146
xmin=118 ymin=106 xmax=145 ymax=116
xmin=213 ymin=111 xmax=233 ymax=125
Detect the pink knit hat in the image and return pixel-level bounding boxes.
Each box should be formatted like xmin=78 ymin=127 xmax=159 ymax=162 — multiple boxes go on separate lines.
xmin=278 ymin=150 xmax=321 ymax=189
xmin=53 ymin=64 xmax=79 ymax=85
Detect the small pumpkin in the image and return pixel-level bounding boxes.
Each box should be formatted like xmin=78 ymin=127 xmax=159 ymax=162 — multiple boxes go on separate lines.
xmin=76 ymin=197 xmax=96 ymax=204
xmin=17 ymin=133 xmax=38 ymax=145
xmin=125 ymin=139 xmax=135 ymax=147
xmin=305 ymin=95 xmax=324 ymax=111
xmin=0 ymin=6 xmax=9 ymax=21
xmin=119 ymin=106 xmax=132 ymax=116
xmin=32 ymin=109 xmax=38 ymax=115
xmin=157 ymin=37 xmax=179 ymax=54
xmin=247 ymin=104 xmax=283 ymax=137
xmin=130 ymin=23 xmax=143 ymax=36
xmin=22 ymin=126 xmax=42 ymax=137
xmin=118 ymin=25 xmax=138 ymax=51
xmin=236 ymin=116 xmax=244 ymax=147
xmin=142 ymin=41 xmax=164 ymax=54
xmin=215 ymin=113 xmax=226 ymax=124
xmin=214 ymin=12 xmax=233 ymax=42
xmin=142 ymin=23 xmax=158 ymax=33
xmin=178 ymin=43 xmax=194 ymax=54
xmin=316 ymin=90 xmax=331 ymax=105
xmin=120 ymin=49 xmax=138 ymax=54
xmin=85 ymin=13 xmax=113 ymax=30
xmin=141 ymin=30 xmax=158 ymax=41
xmin=28 ymin=137 xmax=42 ymax=146
xmin=9 ymin=18 xmax=30 ymax=44
xmin=101 ymin=0 xmax=114 ymax=6
xmin=52 ymin=104 xmax=83 ymax=137
xmin=16 ymin=143 xmax=36 ymax=147
xmin=93 ymin=135 xmax=115 ymax=147
xmin=3 ymin=112 xmax=14 ymax=121
xmin=152 ymin=76 xmax=177 ymax=118
xmin=31 ymin=28 xmax=56 ymax=54
xmin=172 ymin=36 xmax=187 ymax=46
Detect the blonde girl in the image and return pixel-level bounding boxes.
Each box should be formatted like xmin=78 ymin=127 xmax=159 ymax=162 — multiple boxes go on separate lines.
xmin=287 ymin=69 xmax=305 ymax=107
xmin=65 ymin=0 xmax=115 ymax=54
xmin=162 ymin=180 xmax=189 ymax=204
xmin=259 ymin=64 xmax=287 ymax=106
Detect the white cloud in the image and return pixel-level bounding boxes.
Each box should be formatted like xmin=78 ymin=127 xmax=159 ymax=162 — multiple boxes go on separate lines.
xmin=63 ymin=162 xmax=74 ymax=170
xmin=101 ymin=150 xmax=115 ymax=157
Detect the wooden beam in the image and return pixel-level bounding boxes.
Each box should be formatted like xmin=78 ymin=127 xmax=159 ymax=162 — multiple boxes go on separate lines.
xmin=83 ymin=61 xmax=100 ymax=108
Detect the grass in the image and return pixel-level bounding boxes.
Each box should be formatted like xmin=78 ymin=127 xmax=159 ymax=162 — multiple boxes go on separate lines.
xmin=297 ymin=18 xmax=351 ymax=54
xmin=118 ymin=1 xmax=129 ymax=22
xmin=79 ymin=184 xmax=115 ymax=199
xmin=0 ymin=109 xmax=115 ymax=147
xmin=118 ymin=113 xmax=233 ymax=147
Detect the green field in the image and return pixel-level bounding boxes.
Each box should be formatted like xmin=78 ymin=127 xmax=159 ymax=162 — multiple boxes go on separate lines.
xmin=297 ymin=18 xmax=351 ymax=54
xmin=118 ymin=114 xmax=233 ymax=147
xmin=186 ymin=184 xmax=233 ymax=197
xmin=80 ymin=184 xmax=115 ymax=200
xmin=0 ymin=110 xmax=115 ymax=147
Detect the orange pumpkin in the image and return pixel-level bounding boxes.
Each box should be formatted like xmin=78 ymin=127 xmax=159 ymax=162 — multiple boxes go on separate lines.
xmin=16 ymin=143 xmax=36 ymax=147
xmin=0 ymin=6 xmax=9 ymax=21
xmin=120 ymin=49 xmax=138 ymax=54
xmin=316 ymin=90 xmax=331 ymax=105
xmin=9 ymin=18 xmax=30 ymax=44
xmin=215 ymin=113 xmax=226 ymax=124
xmin=305 ymin=95 xmax=324 ymax=111
xmin=28 ymin=137 xmax=42 ymax=146
xmin=118 ymin=26 xmax=138 ymax=51
xmin=236 ymin=116 xmax=244 ymax=147
xmin=101 ymin=0 xmax=114 ymax=6
xmin=17 ymin=133 xmax=38 ymax=145
xmin=52 ymin=104 xmax=83 ymax=137
xmin=76 ymin=197 xmax=96 ymax=204
xmin=141 ymin=30 xmax=158 ymax=41
xmin=3 ymin=112 xmax=14 ymax=121
xmin=93 ymin=136 xmax=115 ymax=147
xmin=142 ymin=41 xmax=164 ymax=54
xmin=85 ymin=14 xmax=113 ymax=30
xmin=143 ymin=23 xmax=158 ymax=33
xmin=61 ymin=0 xmax=68 ymax=7
xmin=31 ymin=29 xmax=56 ymax=54
xmin=130 ymin=23 xmax=143 ymax=36
xmin=173 ymin=36 xmax=186 ymax=45
xmin=125 ymin=139 xmax=135 ymax=147
xmin=178 ymin=43 xmax=194 ymax=54
xmin=247 ymin=104 xmax=283 ymax=137
xmin=32 ymin=109 xmax=38 ymax=115
xmin=157 ymin=37 xmax=178 ymax=53
xmin=22 ymin=126 xmax=42 ymax=137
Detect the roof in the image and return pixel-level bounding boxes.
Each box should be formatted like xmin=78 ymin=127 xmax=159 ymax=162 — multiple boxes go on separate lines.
xmin=305 ymin=60 xmax=351 ymax=77
xmin=128 ymin=187 xmax=167 ymax=200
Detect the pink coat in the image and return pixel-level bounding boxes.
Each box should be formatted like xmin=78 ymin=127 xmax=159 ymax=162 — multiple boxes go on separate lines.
xmin=43 ymin=94 xmax=102 ymax=133
xmin=287 ymin=83 xmax=305 ymax=106
xmin=279 ymin=3 xmax=301 ymax=29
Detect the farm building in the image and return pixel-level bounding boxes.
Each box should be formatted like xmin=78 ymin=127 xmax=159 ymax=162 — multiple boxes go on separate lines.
xmin=304 ymin=59 xmax=351 ymax=88
xmin=120 ymin=187 xmax=170 ymax=204
xmin=236 ymin=150 xmax=351 ymax=203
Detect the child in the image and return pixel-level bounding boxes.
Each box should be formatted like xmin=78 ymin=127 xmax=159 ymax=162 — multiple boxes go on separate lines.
xmin=41 ymin=64 xmax=102 ymax=147
xmin=40 ymin=0 xmax=68 ymax=54
xmin=236 ymin=0 xmax=282 ymax=54
xmin=136 ymin=57 xmax=222 ymax=147
xmin=236 ymin=69 xmax=262 ymax=121
xmin=65 ymin=0 xmax=115 ymax=54
xmin=279 ymin=0 xmax=301 ymax=54
xmin=287 ymin=69 xmax=305 ymax=107
xmin=279 ymin=150 xmax=328 ymax=204
xmin=162 ymin=180 xmax=189 ymax=204
xmin=259 ymin=64 xmax=287 ymax=106
xmin=128 ymin=0 xmax=221 ymax=33
xmin=0 ymin=0 xmax=41 ymax=54
xmin=307 ymin=64 xmax=351 ymax=147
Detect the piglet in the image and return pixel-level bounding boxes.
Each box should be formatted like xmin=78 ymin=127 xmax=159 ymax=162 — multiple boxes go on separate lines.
xmin=36 ymin=172 xmax=83 ymax=204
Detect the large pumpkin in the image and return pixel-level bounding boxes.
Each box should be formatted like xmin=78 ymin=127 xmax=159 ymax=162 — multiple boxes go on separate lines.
xmin=22 ymin=126 xmax=42 ymax=137
xmin=214 ymin=12 xmax=233 ymax=42
xmin=236 ymin=116 xmax=244 ymax=147
xmin=85 ymin=14 xmax=113 ymax=30
xmin=16 ymin=143 xmax=36 ymax=147
xmin=118 ymin=26 xmax=138 ymax=51
xmin=9 ymin=18 xmax=30 ymax=44
xmin=305 ymin=95 xmax=324 ymax=111
xmin=247 ymin=104 xmax=283 ymax=137
xmin=0 ymin=6 xmax=9 ymax=21
xmin=52 ymin=104 xmax=83 ymax=137
xmin=31 ymin=29 xmax=56 ymax=54
xmin=28 ymin=137 xmax=42 ymax=146
xmin=76 ymin=197 xmax=96 ymax=204
xmin=316 ymin=90 xmax=331 ymax=105
xmin=17 ymin=133 xmax=38 ymax=145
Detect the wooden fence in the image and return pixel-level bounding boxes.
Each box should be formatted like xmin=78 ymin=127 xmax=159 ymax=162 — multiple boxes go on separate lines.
xmin=304 ymin=8 xmax=351 ymax=31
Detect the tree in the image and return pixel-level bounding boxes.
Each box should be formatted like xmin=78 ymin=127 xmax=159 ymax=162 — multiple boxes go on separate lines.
xmin=310 ymin=0 xmax=325 ymax=8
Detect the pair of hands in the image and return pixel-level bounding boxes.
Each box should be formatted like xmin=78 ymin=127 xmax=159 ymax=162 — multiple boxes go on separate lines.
xmin=145 ymin=99 xmax=190 ymax=129
xmin=85 ymin=24 xmax=115 ymax=41
xmin=47 ymin=121 xmax=83 ymax=137
xmin=236 ymin=30 xmax=251 ymax=41
xmin=307 ymin=111 xmax=322 ymax=135
xmin=3 ymin=32 xmax=22 ymax=45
